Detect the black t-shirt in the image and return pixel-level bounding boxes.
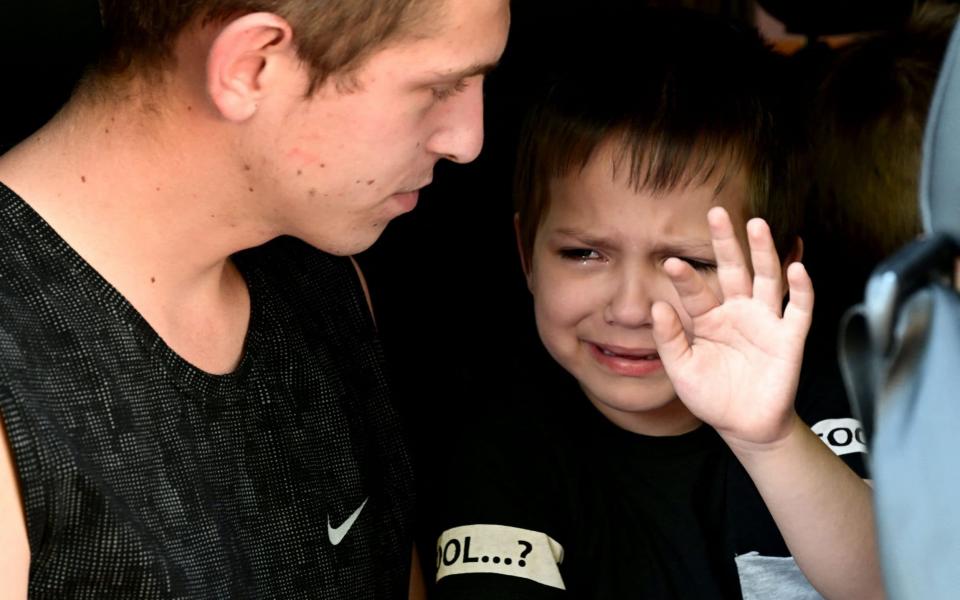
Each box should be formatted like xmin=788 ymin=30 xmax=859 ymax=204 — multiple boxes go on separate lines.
xmin=418 ymin=358 xmax=866 ymax=599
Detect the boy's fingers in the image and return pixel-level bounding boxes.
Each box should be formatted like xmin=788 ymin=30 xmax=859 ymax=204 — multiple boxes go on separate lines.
xmin=783 ymin=262 xmax=814 ymax=332
xmin=747 ymin=218 xmax=784 ymax=316
xmin=663 ymin=257 xmax=719 ymax=319
xmin=652 ymin=300 xmax=690 ymax=367
xmin=708 ymin=207 xmax=752 ymax=299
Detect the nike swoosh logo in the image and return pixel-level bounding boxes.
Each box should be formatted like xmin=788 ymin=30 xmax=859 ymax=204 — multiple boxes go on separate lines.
xmin=327 ymin=497 xmax=369 ymax=546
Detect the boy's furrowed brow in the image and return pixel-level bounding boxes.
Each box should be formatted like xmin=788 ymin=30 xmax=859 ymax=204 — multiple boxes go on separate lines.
xmin=551 ymin=229 xmax=715 ymax=256
xmin=552 ymin=228 xmax=617 ymax=248
xmin=653 ymin=241 xmax=715 ymax=256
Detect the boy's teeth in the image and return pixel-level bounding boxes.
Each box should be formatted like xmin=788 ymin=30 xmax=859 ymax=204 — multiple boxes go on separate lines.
xmin=601 ymin=348 xmax=658 ymax=360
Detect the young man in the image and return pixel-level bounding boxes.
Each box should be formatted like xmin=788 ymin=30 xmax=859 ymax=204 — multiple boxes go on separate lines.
xmin=420 ymin=9 xmax=882 ymax=599
xmin=0 ymin=0 xmax=509 ymax=597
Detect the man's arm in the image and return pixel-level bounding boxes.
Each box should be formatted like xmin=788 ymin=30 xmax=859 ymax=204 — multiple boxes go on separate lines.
xmin=0 ymin=414 xmax=29 ymax=599
xmin=409 ymin=544 xmax=427 ymax=600
xmin=652 ymin=207 xmax=884 ymax=600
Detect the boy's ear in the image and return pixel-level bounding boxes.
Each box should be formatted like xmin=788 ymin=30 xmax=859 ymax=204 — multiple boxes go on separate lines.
xmin=207 ymin=12 xmax=297 ymax=122
xmin=513 ymin=213 xmax=534 ymax=292
xmin=780 ymin=235 xmax=804 ymax=294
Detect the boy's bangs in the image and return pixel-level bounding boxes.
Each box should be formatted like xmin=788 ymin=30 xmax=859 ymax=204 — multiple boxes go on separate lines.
xmin=544 ymin=125 xmax=748 ymax=199
xmin=614 ymin=131 xmax=747 ymax=198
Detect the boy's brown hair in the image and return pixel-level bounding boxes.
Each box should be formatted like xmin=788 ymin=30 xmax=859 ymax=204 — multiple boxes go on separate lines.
xmin=514 ymin=8 xmax=798 ymax=264
xmin=91 ymin=0 xmax=436 ymax=92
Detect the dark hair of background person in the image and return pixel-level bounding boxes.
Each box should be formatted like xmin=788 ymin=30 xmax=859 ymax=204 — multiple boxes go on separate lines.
xmin=807 ymin=2 xmax=960 ymax=268
xmin=783 ymin=2 xmax=959 ymax=438
xmin=797 ymin=2 xmax=960 ymax=347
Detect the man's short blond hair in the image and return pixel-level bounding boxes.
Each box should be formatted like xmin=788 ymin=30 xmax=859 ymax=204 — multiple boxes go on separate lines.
xmin=92 ymin=0 xmax=436 ymax=93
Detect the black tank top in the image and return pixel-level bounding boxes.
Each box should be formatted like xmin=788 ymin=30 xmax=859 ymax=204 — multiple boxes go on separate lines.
xmin=0 ymin=182 xmax=414 ymax=599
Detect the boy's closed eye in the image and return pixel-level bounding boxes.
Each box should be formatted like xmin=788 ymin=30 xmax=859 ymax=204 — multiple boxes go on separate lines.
xmin=676 ymin=257 xmax=717 ymax=272
xmin=556 ymin=248 xmax=717 ymax=272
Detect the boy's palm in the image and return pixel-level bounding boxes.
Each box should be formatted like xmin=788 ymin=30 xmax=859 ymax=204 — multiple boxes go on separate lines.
xmin=652 ymin=208 xmax=813 ymax=447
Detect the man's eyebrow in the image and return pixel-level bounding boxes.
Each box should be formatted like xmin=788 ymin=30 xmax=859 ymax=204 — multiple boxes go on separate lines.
xmin=428 ymin=61 xmax=500 ymax=81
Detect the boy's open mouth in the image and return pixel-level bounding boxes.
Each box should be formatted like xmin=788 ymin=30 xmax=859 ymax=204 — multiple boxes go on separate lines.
xmin=587 ymin=342 xmax=664 ymax=377
xmin=591 ymin=342 xmax=659 ymax=360
xmin=597 ymin=347 xmax=659 ymax=360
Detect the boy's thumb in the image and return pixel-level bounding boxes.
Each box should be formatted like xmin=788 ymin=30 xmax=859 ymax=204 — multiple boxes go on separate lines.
xmin=652 ymin=301 xmax=689 ymax=367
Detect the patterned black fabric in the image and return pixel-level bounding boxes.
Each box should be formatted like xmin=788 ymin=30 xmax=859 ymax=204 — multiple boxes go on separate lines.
xmin=0 ymin=182 xmax=414 ymax=599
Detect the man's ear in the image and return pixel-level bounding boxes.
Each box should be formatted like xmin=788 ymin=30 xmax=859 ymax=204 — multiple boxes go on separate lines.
xmin=513 ymin=213 xmax=534 ymax=292
xmin=781 ymin=235 xmax=804 ymax=295
xmin=207 ymin=12 xmax=296 ymax=122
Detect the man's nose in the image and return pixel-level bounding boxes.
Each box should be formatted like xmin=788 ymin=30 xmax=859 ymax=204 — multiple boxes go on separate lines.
xmin=424 ymin=81 xmax=485 ymax=165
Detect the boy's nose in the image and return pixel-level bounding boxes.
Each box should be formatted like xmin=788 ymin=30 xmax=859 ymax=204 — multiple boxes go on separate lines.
xmin=603 ymin=273 xmax=654 ymax=328
xmin=424 ymin=82 xmax=485 ymax=165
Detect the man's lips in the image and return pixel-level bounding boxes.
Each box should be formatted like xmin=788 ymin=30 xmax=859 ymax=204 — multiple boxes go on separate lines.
xmin=388 ymin=178 xmax=432 ymax=213
xmin=587 ymin=342 xmax=664 ymax=377
xmin=390 ymin=189 xmax=420 ymax=212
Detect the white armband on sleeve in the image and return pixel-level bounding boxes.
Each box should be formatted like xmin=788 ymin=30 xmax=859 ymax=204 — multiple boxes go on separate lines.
xmin=435 ymin=524 xmax=566 ymax=590
xmin=812 ymin=418 xmax=868 ymax=456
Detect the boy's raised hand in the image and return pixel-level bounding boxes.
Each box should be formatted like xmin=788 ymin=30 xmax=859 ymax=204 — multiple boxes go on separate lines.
xmin=652 ymin=207 xmax=814 ymax=448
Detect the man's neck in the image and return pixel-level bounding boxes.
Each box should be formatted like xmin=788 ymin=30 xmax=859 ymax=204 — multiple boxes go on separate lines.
xmin=0 ymin=97 xmax=267 ymax=374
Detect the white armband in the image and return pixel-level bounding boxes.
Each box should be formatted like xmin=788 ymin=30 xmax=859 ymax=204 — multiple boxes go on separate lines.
xmin=812 ymin=418 xmax=868 ymax=456
xmin=435 ymin=524 xmax=566 ymax=590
